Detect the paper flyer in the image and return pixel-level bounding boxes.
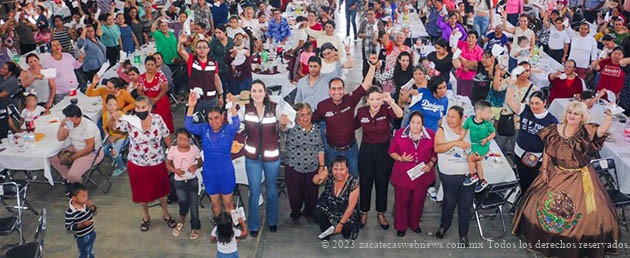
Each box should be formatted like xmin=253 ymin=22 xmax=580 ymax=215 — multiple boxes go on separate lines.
xmin=121 ymin=114 xmax=142 ymax=130
xmin=406 ymin=162 xmax=426 ymax=181
xmin=41 ymin=68 xmax=57 ymax=79
xmin=318 ymin=226 xmax=335 ymax=239
xmin=231 ymin=207 xmax=246 ymax=225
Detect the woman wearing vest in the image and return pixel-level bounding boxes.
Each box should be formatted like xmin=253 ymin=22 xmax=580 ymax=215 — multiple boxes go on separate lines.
xmin=239 ymin=79 xmax=292 ymax=237
xmin=504 ymin=89 xmax=558 ymax=192
xmin=433 ymin=106 xmax=474 ymax=247
xmin=355 ymin=87 xmax=402 ymax=230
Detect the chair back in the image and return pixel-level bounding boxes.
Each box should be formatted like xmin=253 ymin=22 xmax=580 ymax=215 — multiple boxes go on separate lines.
xmin=474 ymin=180 xmax=519 ymax=209
xmin=35 ymin=208 xmax=46 ymax=258
xmin=0 ymin=182 xmax=19 ymax=198
xmin=591 ymin=158 xmax=618 ymax=191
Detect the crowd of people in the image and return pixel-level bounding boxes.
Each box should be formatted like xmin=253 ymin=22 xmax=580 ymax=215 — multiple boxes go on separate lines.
xmin=0 ymin=0 xmax=628 ymax=257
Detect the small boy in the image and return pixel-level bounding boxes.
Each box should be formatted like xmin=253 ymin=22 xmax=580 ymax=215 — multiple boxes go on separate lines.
xmin=462 ymin=100 xmax=496 ymax=193
xmin=65 ymin=182 xmax=97 ymax=258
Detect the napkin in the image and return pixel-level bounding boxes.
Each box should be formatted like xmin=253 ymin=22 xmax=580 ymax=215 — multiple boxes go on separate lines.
xmin=607 ymin=104 xmax=625 ymax=115
xmin=318 ymin=226 xmax=336 ymax=239
xmin=119 ymin=51 xmax=127 ymax=62
xmin=96 ymin=61 xmax=110 ymax=77
xmin=453 ymin=48 xmax=462 ymax=59
xmin=95 ymin=9 xmax=101 ymax=20
xmin=121 ymin=115 xmax=142 ymax=130
xmin=41 ymin=68 xmax=57 ymax=79
xmin=280 ymin=101 xmax=296 ymax=127
xmin=192 ymin=87 xmax=203 ymax=98
xmin=449 ymin=30 xmax=462 ymax=49
xmin=401 ymin=78 xmax=415 ymax=90
xmin=491 ymin=44 xmax=505 ymax=57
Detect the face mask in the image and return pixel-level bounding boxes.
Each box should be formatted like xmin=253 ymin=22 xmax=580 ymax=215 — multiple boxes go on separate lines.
xmin=136 ymin=111 xmax=149 ymax=120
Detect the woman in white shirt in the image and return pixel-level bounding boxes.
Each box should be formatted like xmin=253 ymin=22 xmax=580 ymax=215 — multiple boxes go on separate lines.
xmin=544 ymin=17 xmax=571 ymax=63
xmin=568 ymin=23 xmax=598 ymax=79
xmin=319 ymin=43 xmax=353 ymax=75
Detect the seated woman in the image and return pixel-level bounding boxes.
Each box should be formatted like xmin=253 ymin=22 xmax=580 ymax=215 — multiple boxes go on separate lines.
xmin=312 ymin=156 xmax=360 ymax=240
xmin=50 ymin=104 xmax=103 ymax=183
xmin=547 ymin=59 xmax=585 ymax=103
xmin=86 ymin=74 xmax=135 ymax=113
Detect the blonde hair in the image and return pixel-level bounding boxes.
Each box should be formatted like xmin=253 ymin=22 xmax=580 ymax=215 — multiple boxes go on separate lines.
xmin=562 ymin=101 xmax=590 ymax=124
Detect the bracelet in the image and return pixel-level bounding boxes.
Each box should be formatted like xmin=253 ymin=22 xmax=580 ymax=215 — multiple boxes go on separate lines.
xmin=319 ymin=165 xmax=326 ymax=168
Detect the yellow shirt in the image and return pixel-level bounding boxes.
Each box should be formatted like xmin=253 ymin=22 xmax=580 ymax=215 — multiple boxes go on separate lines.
xmin=86 ymin=85 xmax=136 ymax=113
xmin=102 ymin=111 xmax=127 ymax=140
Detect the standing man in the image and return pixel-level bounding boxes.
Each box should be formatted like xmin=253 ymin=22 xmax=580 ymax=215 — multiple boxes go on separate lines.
xmin=358 ymin=8 xmax=384 ymax=77
xmin=294 ymin=56 xmax=343 ymax=110
xmin=311 ymin=54 xmax=377 ymax=177
xmin=339 ymin=0 xmax=359 ymax=40
xmin=177 ymin=34 xmax=224 ymax=119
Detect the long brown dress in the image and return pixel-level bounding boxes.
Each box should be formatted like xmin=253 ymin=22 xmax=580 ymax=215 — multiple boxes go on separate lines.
xmin=512 ymin=123 xmax=620 ymax=258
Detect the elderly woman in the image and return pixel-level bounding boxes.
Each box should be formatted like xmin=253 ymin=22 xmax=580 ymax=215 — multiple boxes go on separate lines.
xmin=548 ymin=60 xmax=585 ymax=103
xmin=43 ymin=40 xmax=84 ymax=103
xmin=50 ymin=105 xmax=103 ymax=183
xmin=592 ymin=47 xmax=626 ymax=95
xmin=77 ymin=24 xmax=106 ymax=81
xmin=504 ymin=89 xmax=558 ymax=192
xmin=184 ymin=92 xmax=239 ymax=218
xmin=434 ymin=106 xmax=473 ymax=246
xmin=312 ymin=156 xmax=360 ymax=240
xmin=405 ymin=76 xmax=448 ymax=132
xmin=389 ymin=111 xmax=437 ymax=237
xmin=280 ymin=102 xmax=325 ymax=225
xmin=20 ymin=54 xmax=55 ymax=109
xmin=151 ymin=19 xmax=178 ymax=66
xmin=453 ymin=32 xmax=483 ymax=98
xmin=137 ymin=56 xmax=174 ymax=133
xmin=112 ymin=96 xmax=175 ymax=232
xmin=87 ymin=74 xmax=135 ymax=113
xmin=512 ymin=101 xmax=619 ymax=258
xmin=240 ymin=80 xmax=291 ymax=237
xmin=355 ymin=87 xmax=402 ymax=229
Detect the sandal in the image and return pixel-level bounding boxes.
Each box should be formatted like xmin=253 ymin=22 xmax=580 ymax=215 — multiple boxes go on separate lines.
xmin=140 ymin=219 xmax=150 ymax=232
xmin=360 ymin=212 xmax=368 ymax=228
xmin=163 ymin=216 xmax=177 ymax=228
xmin=190 ymin=229 xmax=200 ymax=240
xmin=172 ymin=223 xmax=184 ymax=237
xmin=377 ymin=212 xmax=390 ymax=230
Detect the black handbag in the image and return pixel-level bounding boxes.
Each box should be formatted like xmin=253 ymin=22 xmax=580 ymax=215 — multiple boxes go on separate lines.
xmin=496 ymin=84 xmax=533 ymax=137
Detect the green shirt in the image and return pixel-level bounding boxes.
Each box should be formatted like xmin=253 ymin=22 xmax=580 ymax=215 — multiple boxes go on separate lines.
xmin=101 ymin=24 xmax=121 ymax=47
xmin=611 ymin=31 xmax=629 ymax=45
xmin=152 ymin=30 xmax=178 ymax=64
xmin=208 ymin=37 xmax=234 ymax=75
xmin=463 ymin=116 xmax=495 ymax=156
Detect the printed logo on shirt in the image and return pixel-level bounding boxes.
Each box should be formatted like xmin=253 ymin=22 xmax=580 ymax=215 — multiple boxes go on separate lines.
xmin=360 ymin=117 xmax=370 ymax=123
xmin=601 ymin=65 xmax=622 ymax=77
xmin=376 ymin=116 xmax=387 ymax=121
xmin=421 ymin=99 xmax=445 ymax=113
xmin=325 ymin=111 xmax=335 ymax=117
xmin=340 ymin=106 xmax=351 ymax=113
xmin=521 ymin=117 xmax=546 ymax=135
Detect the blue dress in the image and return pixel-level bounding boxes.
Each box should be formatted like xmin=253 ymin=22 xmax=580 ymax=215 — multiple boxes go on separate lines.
xmin=184 ymin=115 xmax=240 ymax=195
xmin=120 ymin=25 xmax=136 ymax=54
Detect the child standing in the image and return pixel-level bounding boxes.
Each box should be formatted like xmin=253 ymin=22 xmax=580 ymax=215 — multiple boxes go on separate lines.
xmin=462 ymin=100 xmax=496 ymax=193
xmin=20 ymin=94 xmax=47 ymax=130
xmin=211 ymin=212 xmax=248 ymax=258
xmin=103 ymin=95 xmax=128 ymax=176
xmin=166 ymin=128 xmax=203 ymax=240
xmin=64 ymin=182 xmax=98 ymax=258
xmin=299 ymin=42 xmax=315 ymax=78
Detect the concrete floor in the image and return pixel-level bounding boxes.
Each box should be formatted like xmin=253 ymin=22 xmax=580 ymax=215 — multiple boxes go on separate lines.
xmin=3 ymin=10 xmax=630 ymax=258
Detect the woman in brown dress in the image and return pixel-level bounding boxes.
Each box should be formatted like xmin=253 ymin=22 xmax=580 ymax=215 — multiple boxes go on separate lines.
xmin=512 ymin=101 xmax=619 ymax=258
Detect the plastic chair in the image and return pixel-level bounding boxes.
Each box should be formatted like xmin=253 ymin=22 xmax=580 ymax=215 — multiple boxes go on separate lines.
xmin=472 ymin=180 xmax=519 ymax=240
xmin=591 ymin=158 xmax=630 ymax=231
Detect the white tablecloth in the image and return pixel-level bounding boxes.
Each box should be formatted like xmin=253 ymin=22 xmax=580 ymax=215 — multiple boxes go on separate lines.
xmin=548 ymin=98 xmax=630 ymax=193
xmin=530 ymin=51 xmax=564 ymax=88
xmin=0 ymin=92 xmax=102 ymax=185
xmin=102 ymin=43 xmax=158 ymax=79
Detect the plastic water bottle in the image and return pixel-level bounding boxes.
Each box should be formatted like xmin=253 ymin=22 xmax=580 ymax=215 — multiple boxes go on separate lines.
xmin=6 ymin=130 xmax=13 ymax=148
xmin=624 ymin=120 xmax=630 ymax=143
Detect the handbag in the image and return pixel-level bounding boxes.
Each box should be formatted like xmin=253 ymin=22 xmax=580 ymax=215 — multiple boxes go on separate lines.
xmin=496 ymin=84 xmax=534 ymax=137
xmin=520 ymin=151 xmax=540 ymax=168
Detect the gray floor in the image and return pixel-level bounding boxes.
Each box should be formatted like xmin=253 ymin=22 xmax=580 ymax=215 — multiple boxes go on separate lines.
xmin=3 ymin=12 xmax=630 ymax=258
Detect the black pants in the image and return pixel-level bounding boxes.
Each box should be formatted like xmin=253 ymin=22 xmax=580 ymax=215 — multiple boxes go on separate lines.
xmin=83 ymin=69 xmax=99 ymax=84
xmin=20 ymin=43 xmax=36 ymax=54
xmin=439 ymin=173 xmax=474 ymax=237
xmin=173 ymin=178 xmax=201 ymax=230
xmin=358 ymin=142 xmax=393 ymax=213
xmin=547 ymin=48 xmax=564 ymax=64
xmin=583 ymin=9 xmax=598 ymax=23
xmin=514 ymin=154 xmax=541 ymax=193
xmin=106 ymin=46 xmax=120 ymax=67
xmin=313 ymin=207 xmax=355 ymax=239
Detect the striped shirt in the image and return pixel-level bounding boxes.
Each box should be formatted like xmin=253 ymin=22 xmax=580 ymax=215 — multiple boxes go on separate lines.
xmin=52 ymin=28 xmax=74 ymax=53
xmin=64 ymin=200 xmax=95 ymax=237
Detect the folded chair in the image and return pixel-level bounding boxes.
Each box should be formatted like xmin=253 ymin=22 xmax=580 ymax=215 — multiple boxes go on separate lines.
xmin=591 ymin=158 xmax=630 ymax=231
xmin=4 ymin=208 xmax=46 ymax=258
xmin=472 ymin=180 xmax=519 ymax=240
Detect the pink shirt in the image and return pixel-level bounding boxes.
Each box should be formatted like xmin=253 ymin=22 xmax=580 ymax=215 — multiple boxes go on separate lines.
xmin=42 ymin=53 xmax=82 ymax=94
xmin=388 ymin=127 xmax=437 ymax=189
xmin=167 ymin=145 xmax=201 ymax=181
xmin=505 ymin=0 xmax=523 ymax=14
xmin=455 ymin=41 xmax=483 ymax=80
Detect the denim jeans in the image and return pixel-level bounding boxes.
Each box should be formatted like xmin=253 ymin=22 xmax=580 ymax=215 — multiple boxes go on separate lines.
xmin=230 ymin=78 xmax=252 ymax=95
xmin=76 ymin=230 xmax=96 ymax=258
xmin=174 ymin=178 xmax=201 ymax=230
xmin=473 ymin=15 xmax=490 ymax=44
xmin=245 ymin=157 xmax=281 ymax=231
xmin=217 ymin=251 xmax=239 ymax=258
xmin=103 ymin=138 xmax=128 ymax=169
xmin=345 ymin=9 xmax=358 ymax=37
xmin=325 ymin=142 xmax=359 ymax=178
xmin=439 ymin=173 xmax=474 ymax=237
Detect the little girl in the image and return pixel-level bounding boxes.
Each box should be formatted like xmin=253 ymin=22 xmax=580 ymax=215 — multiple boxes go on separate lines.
xmin=211 ymin=212 xmax=248 ymax=258
xmin=510 ymin=36 xmax=531 ymax=64
xmin=299 ymin=42 xmax=315 ymax=78
xmin=20 ymin=94 xmax=47 ymax=130
xmin=103 ymin=95 xmax=128 ymax=176
xmin=166 ymin=128 xmax=202 ymax=240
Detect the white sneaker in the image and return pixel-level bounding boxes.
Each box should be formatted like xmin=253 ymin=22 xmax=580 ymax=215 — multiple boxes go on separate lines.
xmin=428 ymin=187 xmax=438 ymax=201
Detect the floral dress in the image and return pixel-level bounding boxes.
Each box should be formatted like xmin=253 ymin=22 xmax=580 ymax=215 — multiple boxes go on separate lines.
xmin=138 ymin=71 xmax=174 ymax=132
xmin=375 ymin=45 xmax=410 ymax=92
xmin=512 ymin=124 xmax=620 ymax=258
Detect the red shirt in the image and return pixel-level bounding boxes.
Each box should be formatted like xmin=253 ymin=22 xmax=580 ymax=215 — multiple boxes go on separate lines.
xmin=354 ymin=104 xmax=397 ymax=144
xmin=596 ymin=58 xmax=625 ymax=95
xmin=548 ymin=73 xmax=584 ymax=103
xmin=313 ymin=86 xmax=367 ymax=147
